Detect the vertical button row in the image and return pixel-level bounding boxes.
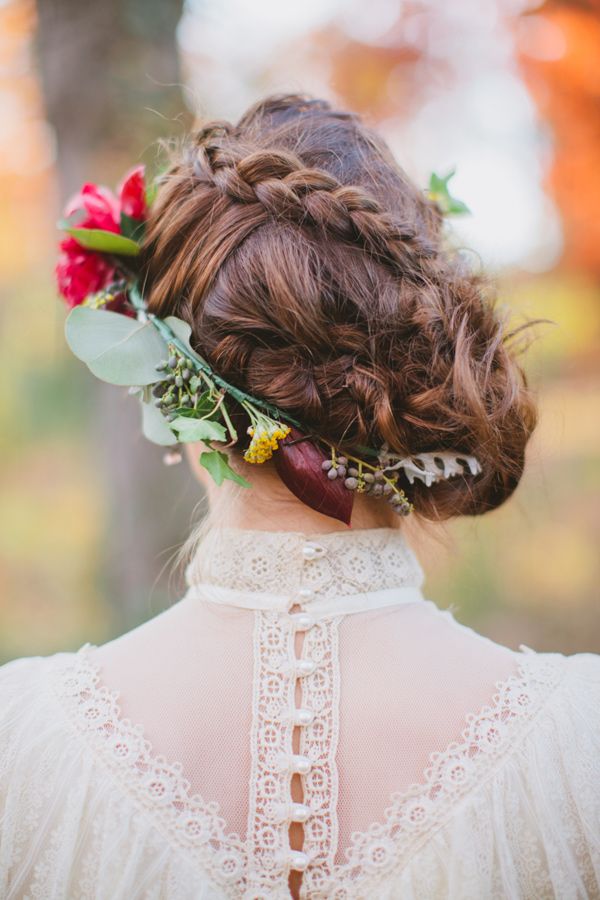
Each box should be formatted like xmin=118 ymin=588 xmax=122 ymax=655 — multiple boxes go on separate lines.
xmin=285 ymin=541 xmax=324 ymax=872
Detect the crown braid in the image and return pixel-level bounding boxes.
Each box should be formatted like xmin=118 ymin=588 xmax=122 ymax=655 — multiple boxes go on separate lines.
xmin=189 ymin=138 xmax=436 ymax=274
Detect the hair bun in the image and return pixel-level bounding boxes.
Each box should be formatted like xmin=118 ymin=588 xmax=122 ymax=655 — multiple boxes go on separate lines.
xmin=141 ymin=93 xmax=537 ymax=520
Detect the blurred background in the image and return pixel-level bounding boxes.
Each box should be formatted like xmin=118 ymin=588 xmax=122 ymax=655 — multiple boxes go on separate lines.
xmin=0 ymin=0 xmax=599 ymax=664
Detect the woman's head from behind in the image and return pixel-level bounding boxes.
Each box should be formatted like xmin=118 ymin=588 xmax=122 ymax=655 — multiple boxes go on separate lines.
xmin=140 ymin=94 xmax=537 ymax=523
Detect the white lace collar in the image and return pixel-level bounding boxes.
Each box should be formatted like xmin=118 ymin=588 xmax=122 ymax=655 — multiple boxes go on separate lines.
xmin=183 ymin=525 xmax=425 ymax=618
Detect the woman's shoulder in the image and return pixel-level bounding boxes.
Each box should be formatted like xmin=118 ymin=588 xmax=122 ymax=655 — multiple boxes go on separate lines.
xmin=0 ymin=647 xmax=70 ymax=682
xmin=562 ymin=648 xmax=600 ymax=678
xmin=509 ymin=646 xmax=600 ymax=719
xmin=0 ymin=651 xmax=46 ymax=697
xmin=0 ymin=647 xmax=80 ymax=728
xmin=554 ymin=649 xmax=600 ymax=722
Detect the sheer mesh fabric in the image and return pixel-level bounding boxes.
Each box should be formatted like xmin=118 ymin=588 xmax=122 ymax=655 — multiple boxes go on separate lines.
xmin=335 ymin=603 xmax=517 ymax=857
xmin=91 ymin=526 xmax=518 ymax=864
xmin=92 ymin=598 xmax=255 ymax=838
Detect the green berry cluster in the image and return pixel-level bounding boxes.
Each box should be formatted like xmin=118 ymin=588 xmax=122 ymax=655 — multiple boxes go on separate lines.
xmin=321 ymin=454 xmax=413 ymax=516
xmin=153 ymin=343 xmax=206 ymax=421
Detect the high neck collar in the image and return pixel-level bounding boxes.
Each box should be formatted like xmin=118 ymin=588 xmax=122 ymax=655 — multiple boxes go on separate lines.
xmin=183 ymin=525 xmax=425 ymax=618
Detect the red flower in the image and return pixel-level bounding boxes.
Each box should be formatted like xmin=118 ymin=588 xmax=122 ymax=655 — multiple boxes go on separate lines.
xmin=55 ymin=244 xmax=116 ymax=308
xmin=118 ymin=165 xmax=147 ymax=221
xmin=63 ymin=182 xmax=119 ymax=233
xmin=56 ymin=166 xmax=147 ymax=307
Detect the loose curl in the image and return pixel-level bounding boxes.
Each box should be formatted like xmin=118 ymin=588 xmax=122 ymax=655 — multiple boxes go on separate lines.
xmin=139 ymin=94 xmax=537 ymax=520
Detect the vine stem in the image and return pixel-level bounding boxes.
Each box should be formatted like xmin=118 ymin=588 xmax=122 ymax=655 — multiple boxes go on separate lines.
xmin=129 ymin=283 xmax=302 ymax=428
xmin=127 ymin=283 xmax=397 ymax=482
xmin=217 ymin=392 xmax=239 ymax=442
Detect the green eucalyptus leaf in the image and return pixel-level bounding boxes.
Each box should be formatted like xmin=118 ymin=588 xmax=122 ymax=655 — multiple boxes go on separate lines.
xmin=141 ymin=401 xmax=178 ymax=446
xmin=65 ymin=306 xmax=167 ymax=385
xmin=162 ymin=317 xmax=213 ymax=369
xmin=199 ymin=450 xmax=251 ymax=488
xmin=58 ymin=222 xmax=141 ymax=256
xmin=171 ymin=416 xmax=227 ymax=442
xmin=164 ymin=316 xmax=194 ymax=351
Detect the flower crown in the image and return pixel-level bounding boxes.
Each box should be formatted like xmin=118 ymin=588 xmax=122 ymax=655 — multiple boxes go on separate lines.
xmin=56 ymin=163 xmax=481 ymax=526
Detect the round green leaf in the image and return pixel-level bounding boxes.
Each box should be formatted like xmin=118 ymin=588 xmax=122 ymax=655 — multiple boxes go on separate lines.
xmin=65 ymin=306 xmax=167 ymax=385
xmin=141 ymin=401 xmax=178 ymax=446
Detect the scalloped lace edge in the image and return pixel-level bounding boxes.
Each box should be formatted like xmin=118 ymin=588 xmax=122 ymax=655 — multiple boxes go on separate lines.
xmin=46 ymin=643 xmax=567 ymax=897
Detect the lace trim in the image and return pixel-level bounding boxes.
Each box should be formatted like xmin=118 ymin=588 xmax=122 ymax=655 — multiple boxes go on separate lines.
xmin=245 ymin=610 xmax=297 ymax=894
xmin=326 ymin=651 xmax=567 ymax=898
xmin=186 ymin=526 xmax=424 ymax=601
xmin=47 ymin=643 xmax=566 ymax=900
xmin=48 ymin=644 xmax=250 ymax=898
xmin=299 ymin=618 xmax=341 ymax=895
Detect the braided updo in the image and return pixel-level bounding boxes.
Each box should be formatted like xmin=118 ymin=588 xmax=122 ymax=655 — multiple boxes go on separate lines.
xmin=140 ymin=94 xmax=537 ymax=520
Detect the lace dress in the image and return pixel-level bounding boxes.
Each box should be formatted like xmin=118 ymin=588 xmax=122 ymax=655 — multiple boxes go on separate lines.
xmin=0 ymin=525 xmax=599 ymax=899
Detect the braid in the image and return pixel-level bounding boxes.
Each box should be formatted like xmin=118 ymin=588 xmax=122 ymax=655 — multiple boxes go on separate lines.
xmin=189 ymin=139 xmax=436 ymax=272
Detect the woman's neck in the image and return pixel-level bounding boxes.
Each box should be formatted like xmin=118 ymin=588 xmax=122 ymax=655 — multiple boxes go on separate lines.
xmin=205 ymin=460 xmax=401 ymax=535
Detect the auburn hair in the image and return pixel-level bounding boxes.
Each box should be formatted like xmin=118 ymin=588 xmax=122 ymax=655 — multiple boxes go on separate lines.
xmin=139 ymin=94 xmax=537 ymax=520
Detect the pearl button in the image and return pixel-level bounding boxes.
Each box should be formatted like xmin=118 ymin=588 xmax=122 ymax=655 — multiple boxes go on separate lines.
xmin=293 ymin=707 xmax=314 ymax=726
xmin=290 ymin=754 xmax=312 ymax=775
xmin=295 ymin=658 xmax=316 ymax=676
xmin=289 ymin=850 xmax=309 ymax=871
xmin=290 ymin=612 xmax=314 ymax=631
xmin=290 ymin=802 xmax=311 ymax=823
xmin=302 ymin=542 xmax=324 ymax=560
xmin=298 ymin=587 xmax=314 ymax=600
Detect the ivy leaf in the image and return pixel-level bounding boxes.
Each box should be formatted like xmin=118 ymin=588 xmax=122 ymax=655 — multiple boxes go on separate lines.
xmin=170 ymin=391 xmax=215 ymax=418
xmin=427 ymin=169 xmax=470 ymax=216
xmin=171 ymin=416 xmax=227 ymax=442
xmin=141 ymin=401 xmax=178 ymax=446
xmin=65 ymin=306 xmax=166 ymax=385
xmin=200 ymin=449 xmax=251 ymax=488
xmin=57 ymin=221 xmax=141 ymax=256
xmin=274 ymin=426 xmax=353 ymax=526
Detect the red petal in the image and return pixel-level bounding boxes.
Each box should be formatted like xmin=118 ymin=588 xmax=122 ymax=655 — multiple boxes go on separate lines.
xmin=55 ymin=246 xmax=116 ymax=307
xmin=63 ymin=183 xmax=120 ymax=232
xmin=274 ymin=427 xmax=354 ymax=527
xmin=118 ymin=165 xmax=147 ymax=220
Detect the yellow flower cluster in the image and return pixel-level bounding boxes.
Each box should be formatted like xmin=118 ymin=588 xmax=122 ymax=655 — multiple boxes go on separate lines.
xmin=243 ymin=423 xmax=291 ymax=464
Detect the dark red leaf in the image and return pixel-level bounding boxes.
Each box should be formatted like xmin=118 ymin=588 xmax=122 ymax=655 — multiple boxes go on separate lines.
xmin=274 ymin=427 xmax=354 ymax=527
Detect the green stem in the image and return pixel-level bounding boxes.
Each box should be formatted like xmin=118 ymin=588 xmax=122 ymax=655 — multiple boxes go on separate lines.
xmin=129 ymin=283 xmax=302 ymax=428
xmin=219 ymin=398 xmax=238 ymax=442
